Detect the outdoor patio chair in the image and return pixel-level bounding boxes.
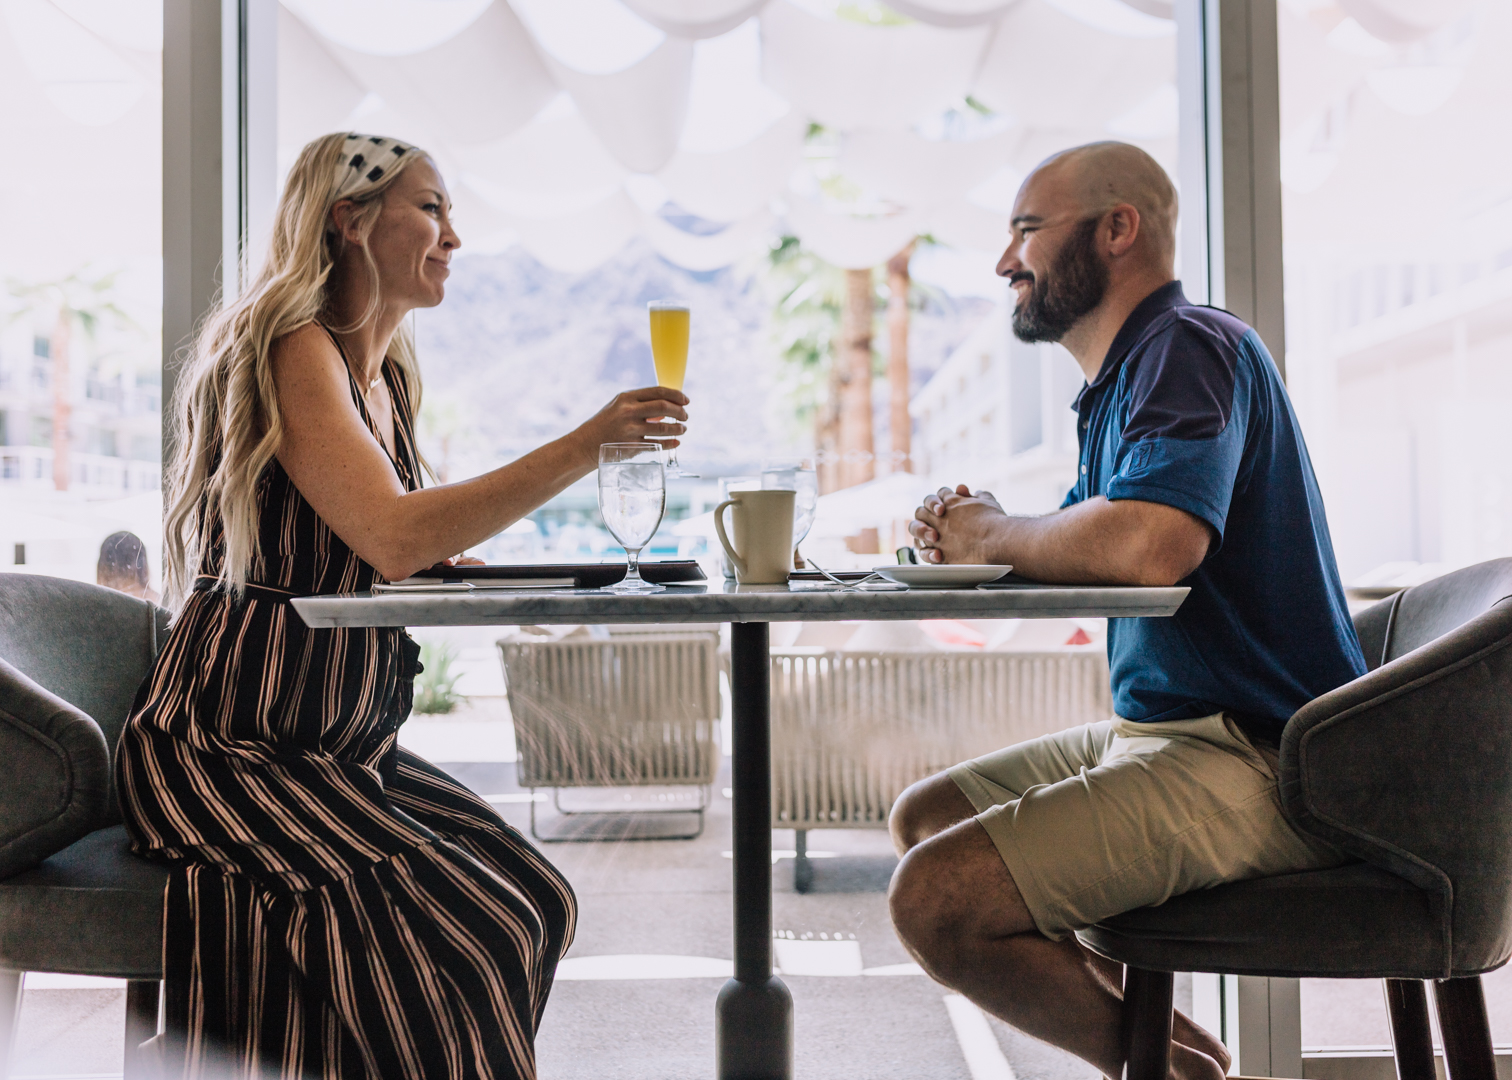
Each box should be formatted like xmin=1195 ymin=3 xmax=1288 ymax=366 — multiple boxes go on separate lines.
xmin=498 ymin=626 xmax=722 ymax=841
xmin=1081 ymin=558 xmax=1512 ymax=1080
xmin=0 ymin=573 xmax=172 ymax=1080
xmin=770 ymin=644 xmax=1111 ymax=891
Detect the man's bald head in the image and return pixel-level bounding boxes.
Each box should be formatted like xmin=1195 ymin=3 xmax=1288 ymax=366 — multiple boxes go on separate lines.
xmin=1032 ymin=141 xmax=1178 ymax=268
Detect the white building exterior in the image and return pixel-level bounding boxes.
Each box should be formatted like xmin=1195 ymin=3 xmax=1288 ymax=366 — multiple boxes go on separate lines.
xmin=911 ymin=293 xmax=1083 ymax=517
xmin=0 ymin=318 xmax=161 ymax=498
xmin=0 ymin=316 xmax=163 ymax=583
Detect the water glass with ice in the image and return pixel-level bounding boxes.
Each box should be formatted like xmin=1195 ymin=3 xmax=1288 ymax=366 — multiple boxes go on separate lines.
xmin=598 ymin=443 xmax=667 ymax=593
xmin=761 ymin=457 xmax=819 ymax=555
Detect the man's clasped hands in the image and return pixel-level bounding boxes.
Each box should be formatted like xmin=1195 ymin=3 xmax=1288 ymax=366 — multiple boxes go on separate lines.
xmin=909 ymin=484 xmax=1011 ymax=566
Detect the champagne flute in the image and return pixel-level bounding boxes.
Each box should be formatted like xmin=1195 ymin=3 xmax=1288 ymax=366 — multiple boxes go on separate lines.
xmin=648 ymin=299 xmax=697 ymax=478
xmin=761 ymin=457 xmax=819 ymax=561
xmin=598 ymin=443 xmax=667 ymax=593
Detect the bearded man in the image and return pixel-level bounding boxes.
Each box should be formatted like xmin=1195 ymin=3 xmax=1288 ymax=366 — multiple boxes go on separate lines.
xmin=889 ymin=141 xmax=1366 ymax=1080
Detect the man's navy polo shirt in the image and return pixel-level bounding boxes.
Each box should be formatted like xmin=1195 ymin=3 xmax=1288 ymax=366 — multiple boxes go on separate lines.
xmin=1064 ymin=281 xmax=1365 ymax=740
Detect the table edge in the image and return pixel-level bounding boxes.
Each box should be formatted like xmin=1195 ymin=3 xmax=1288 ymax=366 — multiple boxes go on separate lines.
xmin=289 ymin=586 xmax=1190 ymax=628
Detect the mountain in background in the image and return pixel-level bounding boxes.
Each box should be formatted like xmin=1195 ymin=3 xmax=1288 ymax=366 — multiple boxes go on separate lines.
xmin=413 ymin=239 xmax=994 ymax=483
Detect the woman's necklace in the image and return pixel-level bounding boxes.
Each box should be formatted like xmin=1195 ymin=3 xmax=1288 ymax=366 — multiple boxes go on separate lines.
xmin=348 ymin=359 xmax=381 ymax=394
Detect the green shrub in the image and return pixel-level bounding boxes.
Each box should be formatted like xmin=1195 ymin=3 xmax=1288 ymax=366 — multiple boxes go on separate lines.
xmin=413 ymin=641 xmax=464 ymax=714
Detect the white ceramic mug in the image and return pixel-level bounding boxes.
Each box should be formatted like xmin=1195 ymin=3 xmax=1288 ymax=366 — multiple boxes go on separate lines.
xmin=713 ymin=489 xmax=795 ymax=585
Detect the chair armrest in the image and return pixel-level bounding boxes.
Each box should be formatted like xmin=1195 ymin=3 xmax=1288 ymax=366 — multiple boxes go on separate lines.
xmin=0 ymin=656 xmax=111 ymax=879
xmin=1279 ymin=601 xmax=1512 ymax=967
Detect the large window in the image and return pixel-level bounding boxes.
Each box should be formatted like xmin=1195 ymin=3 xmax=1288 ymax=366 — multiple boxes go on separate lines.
xmin=0 ymin=2 xmax=163 ymax=1072
xmin=272 ymin=1 xmax=1180 ymax=1075
xmin=1277 ymin=0 xmax=1512 ymax=1055
xmin=1280 ymin=0 xmax=1512 ymax=588
xmin=0 ymin=0 xmax=163 ymax=599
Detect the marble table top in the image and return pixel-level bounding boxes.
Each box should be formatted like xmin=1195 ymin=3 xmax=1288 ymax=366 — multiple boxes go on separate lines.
xmin=291 ymin=581 xmax=1189 ymax=628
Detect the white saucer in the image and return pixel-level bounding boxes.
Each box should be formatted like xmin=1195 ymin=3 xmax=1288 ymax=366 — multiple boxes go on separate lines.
xmin=872 ymin=564 xmax=1014 ymax=588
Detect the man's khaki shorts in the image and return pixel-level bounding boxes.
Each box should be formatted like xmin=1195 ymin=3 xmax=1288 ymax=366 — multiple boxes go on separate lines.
xmin=947 ymin=713 xmax=1351 ymax=941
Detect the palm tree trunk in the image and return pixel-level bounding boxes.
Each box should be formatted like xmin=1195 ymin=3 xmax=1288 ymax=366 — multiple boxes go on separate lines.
xmin=815 ymin=396 xmax=841 ymax=495
xmin=886 ymin=241 xmax=915 ymax=474
xmin=51 ymin=311 xmax=71 ymax=492
xmin=837 ymin=267 xmax=875 ymax=490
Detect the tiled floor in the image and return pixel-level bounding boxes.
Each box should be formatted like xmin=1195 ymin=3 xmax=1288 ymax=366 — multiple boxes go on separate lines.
xmin=11 ymin=710 xmax=1512 ymax=1078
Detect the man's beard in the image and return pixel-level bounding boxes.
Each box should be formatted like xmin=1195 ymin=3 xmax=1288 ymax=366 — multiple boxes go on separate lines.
xmin=1010 ymin=218 xmax=1109 ymax=343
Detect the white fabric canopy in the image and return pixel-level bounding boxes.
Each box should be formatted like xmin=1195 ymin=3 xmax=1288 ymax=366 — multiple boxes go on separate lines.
xmin=760 ymin=1 xmax=993 ymax=131
xmin=885 ymin=0 xmax=1017 ymax=29
xmin=322 ymin=2 xmax=556 ymax=145
xmin=925 ymin=200 xmax=1012 ymax=253
xmin=1338 ymin=0 xmax=1474 ymax=44
xmin=455 ymin=100 xmax=626 ymax=218
xmin=658 ymin=111 xmax=806 ymax=223
xmin=4 ymin=0 xmax=145 ymax=126
xmin=267 ymin=0 xmax=1189 ymax=273
xmin=545 ymin=39 xmax=694 ymax=174
xmin=506 ymin=190 xmax=643 ymax=273
xmin=280 ymin=0 xmax=493 ymax=56
xmin=785 ymin=196 xmax=925 ymax=270
xmin=621 ymin=0 xmax=770 ymax=39
xmin=841 ymin=128 xmax=1022 ymax=207
xmin=277 ymin=8 xmax=367 ymax=153
xmin=643 ymin=210 xmax=775 ymax=271
xmin=972 ymin=0 xmax=1174 ymax=132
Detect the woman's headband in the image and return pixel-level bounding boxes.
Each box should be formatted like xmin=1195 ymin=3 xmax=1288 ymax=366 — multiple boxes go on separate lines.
xmin=332 ymin=134 xmax=419 ymax=203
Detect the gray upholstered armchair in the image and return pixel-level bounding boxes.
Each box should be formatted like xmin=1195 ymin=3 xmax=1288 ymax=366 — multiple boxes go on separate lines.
xmin=0 ymin=573 xmax=172 ymax=1079
xmin=1083 ymin=558 xmax=1512 ymax=1080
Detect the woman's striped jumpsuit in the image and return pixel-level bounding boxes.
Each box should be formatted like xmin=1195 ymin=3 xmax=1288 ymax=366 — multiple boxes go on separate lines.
xmin=117 ymin=333 xmax=576 ymax=1079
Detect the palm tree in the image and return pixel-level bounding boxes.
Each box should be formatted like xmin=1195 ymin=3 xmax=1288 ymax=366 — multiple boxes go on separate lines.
xmin=885 ymin=240 xmax=917 ymax=474
xmin=765 ymin=236 xmax=847 ymax=491
xmin=837 ymin=267 xmax=876 ymax=489
xmin=6 ymin=270 xmax=133 ymax=492
xmin=767 ymin=236 xmax=923 ymax=493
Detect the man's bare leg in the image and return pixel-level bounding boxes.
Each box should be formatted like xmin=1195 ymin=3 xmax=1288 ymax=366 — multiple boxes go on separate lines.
xmin=889 ymin=775 xmax=1230 ymax=1078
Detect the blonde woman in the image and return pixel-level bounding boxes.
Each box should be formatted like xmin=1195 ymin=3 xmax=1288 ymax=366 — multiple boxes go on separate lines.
xmin=117 ymin=133 xmax=687 ymax=1079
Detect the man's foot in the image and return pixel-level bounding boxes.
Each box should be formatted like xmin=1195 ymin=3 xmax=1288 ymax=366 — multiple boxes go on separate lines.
xmin=1171 ymin=1010 xmax=1231 ymax=1074
xmin=1170 ymin=1039 xmax=1226 ymax=1080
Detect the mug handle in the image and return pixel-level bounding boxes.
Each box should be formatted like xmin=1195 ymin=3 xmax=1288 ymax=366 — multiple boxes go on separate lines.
xmin=712 ymin=499 xmax=745 ymax=580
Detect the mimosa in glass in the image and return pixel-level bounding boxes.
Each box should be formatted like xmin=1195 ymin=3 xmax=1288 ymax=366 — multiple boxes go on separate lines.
xmin=648 ymin=300 xmax=695 ymax=477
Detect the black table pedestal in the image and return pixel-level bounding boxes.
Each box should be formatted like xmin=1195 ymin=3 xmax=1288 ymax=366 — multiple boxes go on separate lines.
xmin=717 ymin=621 xmax=793 ymax=1080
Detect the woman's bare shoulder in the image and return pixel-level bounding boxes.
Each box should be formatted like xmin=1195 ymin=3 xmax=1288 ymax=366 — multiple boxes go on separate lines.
xmin=271 ymin=322 xmax=345 ymax=388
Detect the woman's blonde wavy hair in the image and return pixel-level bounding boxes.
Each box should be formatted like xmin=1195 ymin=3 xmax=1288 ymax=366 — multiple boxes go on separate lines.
xmin=161 ymin=132 xmax=430 ymax=607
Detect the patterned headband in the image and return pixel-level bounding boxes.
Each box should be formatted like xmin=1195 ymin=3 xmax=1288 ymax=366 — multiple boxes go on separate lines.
xmin=332 ymin=134 xmax=420 ymax=203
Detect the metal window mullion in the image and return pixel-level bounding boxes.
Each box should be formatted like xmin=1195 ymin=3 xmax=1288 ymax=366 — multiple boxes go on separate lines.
xmin=163 ymin=0 xmax=276 ymax=464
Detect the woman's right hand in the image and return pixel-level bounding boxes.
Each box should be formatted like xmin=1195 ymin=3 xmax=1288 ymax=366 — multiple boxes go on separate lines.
xmin=570 ymin=387 xmax=689 ymax=469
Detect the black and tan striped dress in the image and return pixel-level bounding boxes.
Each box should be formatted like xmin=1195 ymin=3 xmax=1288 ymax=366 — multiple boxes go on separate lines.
xmin=117 ymin=329 xmax=576 ymax=1080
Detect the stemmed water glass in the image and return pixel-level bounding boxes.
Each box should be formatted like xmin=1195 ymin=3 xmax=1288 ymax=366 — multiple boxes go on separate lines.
xmin=598 ymin=443 xmax=667 ymax=593
xmin=761 ymin=457 xmax=819 ymax=560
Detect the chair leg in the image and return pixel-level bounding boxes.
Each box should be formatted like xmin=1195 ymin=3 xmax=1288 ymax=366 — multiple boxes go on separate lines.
xmin=1122 ymin=967 xmax=1174 ymax=1080
xmin=793 ymin=830 xmax=813 ymax=894
xmin=0 ymin=969 xmax=22 ymax=1080
xmin=1384 ymin=979 xmax=1437 ymax=1080
xmin=1433 ymin=977 xmax=1497 ymax=1080
xmin=123 ymin=981 xmax=160 ymax=1080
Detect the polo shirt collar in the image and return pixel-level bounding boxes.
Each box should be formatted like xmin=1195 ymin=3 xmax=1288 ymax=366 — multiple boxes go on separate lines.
xmin=1085 ymin=280 xmax=1190 ymax=392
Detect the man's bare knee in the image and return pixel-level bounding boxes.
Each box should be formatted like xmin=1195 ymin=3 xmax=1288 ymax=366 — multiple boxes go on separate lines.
xmin=888 ymin=840 xmax=965 ymax=965
xmin=889 ymin=772 xmax=978 ymax=856
xmin=888 ymin=818 xmax=1037 ymax=978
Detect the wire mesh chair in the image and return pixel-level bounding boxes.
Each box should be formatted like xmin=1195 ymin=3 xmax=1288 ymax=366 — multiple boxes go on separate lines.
xmin=498 ymin=628 xmax=722 ymax=841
